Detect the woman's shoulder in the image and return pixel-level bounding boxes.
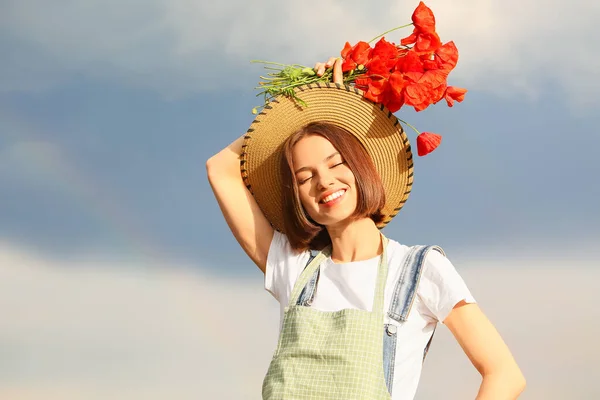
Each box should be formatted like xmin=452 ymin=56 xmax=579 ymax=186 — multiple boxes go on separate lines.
xmin=384 ymin=237 xmax=474 ymax=322
xmin=265 ymin=231 xmax=312 ymax=302
xmin=385 ymin=237 xmax=448 ymax=263
xmin=385 ymin=237 xmax=413 ymax=262
xmin=384 ymin=237 xmax=455 ymax=283
xmin=268 ymin=230 xmax=311 ymax=266
xmin=385 ymin=236 xmax=411 ymax=252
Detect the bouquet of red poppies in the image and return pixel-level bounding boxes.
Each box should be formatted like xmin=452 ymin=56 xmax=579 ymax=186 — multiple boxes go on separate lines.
xmin=252 ymin=1 xmax=466 ymax=156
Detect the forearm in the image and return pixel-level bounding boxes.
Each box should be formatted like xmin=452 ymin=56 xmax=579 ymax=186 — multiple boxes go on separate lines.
xmin=475 ymin=371 xmax=526 ymax=400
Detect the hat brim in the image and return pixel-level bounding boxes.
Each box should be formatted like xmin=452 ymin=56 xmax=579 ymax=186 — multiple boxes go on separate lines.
xmin=241 ymin=83 xmax=414 ymax=234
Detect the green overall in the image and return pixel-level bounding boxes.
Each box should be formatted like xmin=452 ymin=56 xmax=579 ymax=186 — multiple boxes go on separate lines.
xmin=262 ymin=236 xmax=391 ymax=399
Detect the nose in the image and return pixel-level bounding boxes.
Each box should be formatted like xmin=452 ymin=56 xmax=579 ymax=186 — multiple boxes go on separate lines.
xmin=315 ymin=169 xmax=335 ymax=190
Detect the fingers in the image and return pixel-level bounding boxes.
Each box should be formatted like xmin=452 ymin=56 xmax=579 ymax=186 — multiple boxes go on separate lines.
xmin=313 ymin=57 xmax=339 ymax=77
xmin=332 ymin=58 xmax=343 ymax=85
xmin=325 ymin=56 xmax=337 ymax=69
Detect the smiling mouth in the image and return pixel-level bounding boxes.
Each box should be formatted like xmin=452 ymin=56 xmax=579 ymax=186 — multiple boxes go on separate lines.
xmin=319 ymin=189 xmax=346 ymax=204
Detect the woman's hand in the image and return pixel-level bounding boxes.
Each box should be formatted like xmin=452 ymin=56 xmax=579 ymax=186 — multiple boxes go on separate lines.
xmin=313 ymin=57 xmax=343 ymax=85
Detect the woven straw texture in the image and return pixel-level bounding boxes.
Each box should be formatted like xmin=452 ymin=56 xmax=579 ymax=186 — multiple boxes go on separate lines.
xmin=262 ymin=237 xmax=391 ymax=399
xmin=241 ymin=83 xmax=413 ymax=234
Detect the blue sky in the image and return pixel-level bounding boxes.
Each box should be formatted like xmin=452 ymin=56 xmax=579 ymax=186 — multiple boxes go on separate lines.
xmin=1 ymin=0 xmax=599 ymax=274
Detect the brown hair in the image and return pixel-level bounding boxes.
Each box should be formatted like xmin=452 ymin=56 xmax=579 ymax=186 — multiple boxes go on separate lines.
xmin=281 ymin=121 xmax=386 ymax=252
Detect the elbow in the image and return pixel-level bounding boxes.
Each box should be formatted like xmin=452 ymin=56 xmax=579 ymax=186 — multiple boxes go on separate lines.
xmin=206 ymin=154 xmax=240 ymax=183
xmin=205 ymin=158 xmax=215 ymax=182
xmin=206 ymin=155 xmax=224 ymax=181
xmin=481 ymin=367 xmax=526 ymax=398
xmin=507 ymin=365 xmax=526 ymax=395
xmin=516 ymin=372 xmax=527 ymax=396
xmin=205 ymin=156 xmax=216 ymax=176
xmin=206 ymin=152 xmax=221 ymax=171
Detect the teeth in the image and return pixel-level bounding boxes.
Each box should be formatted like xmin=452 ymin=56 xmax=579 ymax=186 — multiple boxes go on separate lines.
xmin=321 ymin=190 xmax=345 ymax=203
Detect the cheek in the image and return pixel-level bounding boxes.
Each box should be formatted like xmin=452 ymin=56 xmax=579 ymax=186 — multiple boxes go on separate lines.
xmin=297 ymin=185 xmax=314 ymax=208
xmin=343 ymin=171 xmax=358 ymax=203
xmin=342 ymin=168 xmax=357 ymax=187
xmin=297 ymin=186 xmax=320 ymax=221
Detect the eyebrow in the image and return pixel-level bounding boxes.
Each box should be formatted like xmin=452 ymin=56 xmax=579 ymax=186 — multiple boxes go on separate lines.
xmin=294 ymin=152 xmax=341 ymax=174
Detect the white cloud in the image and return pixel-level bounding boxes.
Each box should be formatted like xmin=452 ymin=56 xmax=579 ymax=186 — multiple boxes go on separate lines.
xmin=0 ymin=241 xmax=599 ymax=399
xmin=0 ymin=242 xmax=280 ymax=399
xmin=1 ymin=0 xmax=598 ymax=107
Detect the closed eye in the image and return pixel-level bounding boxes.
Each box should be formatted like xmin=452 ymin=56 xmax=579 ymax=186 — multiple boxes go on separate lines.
xmin=298 ymin=162 xmax=345 ymax=185
xmin=298 ymin=176 xmax=312 ymax=185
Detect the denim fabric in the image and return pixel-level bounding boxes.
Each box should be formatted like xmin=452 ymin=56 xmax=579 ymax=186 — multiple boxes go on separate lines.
xmin=297 ymin=250 xmax=319 ymax=306
xmin=298 ymin=244 xmax=444 ymax=395
xmin=387 ymin=245 xmax=445 ymax=323
xmin=382 ymin=245 xmax=445 ymax=393
xmin=382 ymin=324 xmax=398 ymax=395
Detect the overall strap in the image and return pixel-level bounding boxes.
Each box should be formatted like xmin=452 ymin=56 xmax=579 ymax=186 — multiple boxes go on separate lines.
xmin=297 ymin=250 xmax=320 ymax=306
xmin=387 ymin=245 xmax=445 ymax=362
xmin=372 ymin=235 xmax=389 ymax=314
xmin=387 ymin=245 xmax=445 ymax=322
xmin=288 ymin=247 xmax=331 ymax=308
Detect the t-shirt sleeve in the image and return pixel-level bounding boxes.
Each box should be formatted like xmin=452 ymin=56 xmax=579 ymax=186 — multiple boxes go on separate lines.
xmin=417 ymin=249 xmax=476 ymax=323
xmin=264 ymin=230 xmax=310 ymax=304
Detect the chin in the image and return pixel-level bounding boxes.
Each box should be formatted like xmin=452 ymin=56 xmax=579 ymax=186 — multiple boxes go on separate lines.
xmin=313 ymin=211 xmax=356 ymax=228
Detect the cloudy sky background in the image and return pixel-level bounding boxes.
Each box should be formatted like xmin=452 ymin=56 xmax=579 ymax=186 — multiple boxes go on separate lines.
xmin=1 ymin=0 xmax=599 ymax=398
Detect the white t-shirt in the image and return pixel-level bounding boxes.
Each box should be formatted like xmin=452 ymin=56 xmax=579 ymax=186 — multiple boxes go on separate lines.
xmin=265 ymin=231 xmax=476 ymax=400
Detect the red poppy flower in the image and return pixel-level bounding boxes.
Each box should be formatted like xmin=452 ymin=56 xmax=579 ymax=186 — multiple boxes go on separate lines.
xmin=413 ymin=32 xmax=442 ymax=55
xmin=401 ymin=31 xmax=441 ymax=52
xmin=382 ymin=90 xmax=404 ymax=112
xmin=434 ymin=41 xmax=459 ymax=72
xmin=254 ymin=1 xmax=465 ymax=158
xmin=412 ymin=1 xmax=437 ymax=34
xmin=368 ymin=38 xmax=399 ymax=71
xmin=394 ymin=50 xmax=425 ymax=74
xmin=430 ymin=82 xmax=448 ymax=105
xmin=354 ymin=76 xmax=372 ymax=92
xmin=367 ymin=56 xmax=393 ymax=76
xmin=363 ymin=78 xmax=389 ymax=104
xmin=341 ymin=41 xmax=373 ymax=72
xmin=403 ymin=83 xmax=432 ymax=111
xmin=416 ymin=132 xmax=442 ymax=156
xmin=400 ymin=2 xmax=441 ymax=54
xmin=443 ymin=86 xmax=467 ymax=107
xmin=399 ymin=68 xmax=447 ymax=111
xmin=419 ymin=69 xmax=447 ymax=90
xmin=382 ymin=72 xmax=406 ymax=112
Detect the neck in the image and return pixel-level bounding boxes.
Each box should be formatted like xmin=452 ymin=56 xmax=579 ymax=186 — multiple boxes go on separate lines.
xmin=326 ymin=218 xmax=383 ymax=263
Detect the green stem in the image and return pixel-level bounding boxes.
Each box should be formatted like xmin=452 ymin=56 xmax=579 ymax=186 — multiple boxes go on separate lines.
xmin=251 ymin=60 xmax=311 ymax=69
xmin=290 ymin=63 xmax=312 ymax=69
xmin=251 ymin=60 xmax=291 ymax=67
xmin=368 ymin=23 xmax=414 ymax=43
xmin=397 ymin=118 xmax=421 ymax=135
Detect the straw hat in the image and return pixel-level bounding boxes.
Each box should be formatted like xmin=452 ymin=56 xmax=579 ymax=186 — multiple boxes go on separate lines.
xmin=240 ymin=82 xmax=414 ymax=234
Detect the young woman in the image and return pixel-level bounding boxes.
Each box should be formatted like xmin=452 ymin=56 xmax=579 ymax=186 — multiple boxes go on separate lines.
xmin=207 ymin=58 xmax=525 ymax=399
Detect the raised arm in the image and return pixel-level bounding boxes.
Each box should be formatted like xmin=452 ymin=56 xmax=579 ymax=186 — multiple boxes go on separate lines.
xmin=206 ymin=135 xmax=274 ymax=273
xmin=207 ymin=57 xmax=342 ymax=273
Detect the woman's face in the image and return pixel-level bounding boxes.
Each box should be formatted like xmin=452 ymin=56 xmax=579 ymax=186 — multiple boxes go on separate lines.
xmin=292 ymin=134 xmax=358 ymax=227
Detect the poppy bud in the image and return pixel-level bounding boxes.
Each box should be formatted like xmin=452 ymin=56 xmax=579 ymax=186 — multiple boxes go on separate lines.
xmin=416 ymin=132 xmax=442 ymax=156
